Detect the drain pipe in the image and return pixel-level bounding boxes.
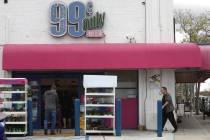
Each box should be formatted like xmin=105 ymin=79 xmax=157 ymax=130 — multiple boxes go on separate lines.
xmin=142 ymin=0 xmax=147 ymax=43
xmin=143 ymin=69 xmax=148 ymax=129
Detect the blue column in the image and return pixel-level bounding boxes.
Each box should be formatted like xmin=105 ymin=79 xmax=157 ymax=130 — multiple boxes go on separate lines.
xmin=157 ymin=100 xmax=162 ymax=137
xmin=28 ymin=98 xmax=33 ymax=136
xmin=74 ymin=99 xmax=80 ymax=136
xmin=116 ymin=98 xmax=121 ymax=136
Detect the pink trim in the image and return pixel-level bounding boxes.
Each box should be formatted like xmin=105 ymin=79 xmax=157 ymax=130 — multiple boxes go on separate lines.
xmin=0 ymin=79 xmax=27 ymax=85
xmin=3 ymin=43 xmax=202 ymax=70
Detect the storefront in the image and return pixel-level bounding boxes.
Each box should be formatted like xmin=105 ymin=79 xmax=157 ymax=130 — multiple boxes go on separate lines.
xmin=0 ymin=0 xmax=190 ymax=132
xmin=2 ymin=43 xmax=202 ymax=131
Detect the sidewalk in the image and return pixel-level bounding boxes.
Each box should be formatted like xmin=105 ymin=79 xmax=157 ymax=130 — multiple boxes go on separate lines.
xmin=8 ymin=130 xmax=174 ymax=140
xmin=175 ymin=114 xmax=210 ymax=140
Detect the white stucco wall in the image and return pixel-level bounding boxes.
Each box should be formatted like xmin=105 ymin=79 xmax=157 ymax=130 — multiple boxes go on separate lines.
xmin=146 ymin=0 xmax=174 ymax=43
xmin=138 ymin=0 xmax=175 ymax=130
xmin=0 ymin=0 xmax=146 ymax=44
xmin=139 ymin=69 xmax=176 ymax=130
xmin=161 ymin=70 xmax=176 ymax=130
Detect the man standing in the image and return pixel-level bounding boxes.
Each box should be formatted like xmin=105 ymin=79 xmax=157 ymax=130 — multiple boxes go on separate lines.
xmin=44 ymin=84 xmax=58 ymax=135
xmin=160 ymin=87 xmax=177 ymax=133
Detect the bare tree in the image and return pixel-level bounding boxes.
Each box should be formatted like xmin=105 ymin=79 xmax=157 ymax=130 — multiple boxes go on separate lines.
xmin=174 ymin=9 xmax=210 ymax=43
xmin=174 ymin=10 xmax=210 ymax=115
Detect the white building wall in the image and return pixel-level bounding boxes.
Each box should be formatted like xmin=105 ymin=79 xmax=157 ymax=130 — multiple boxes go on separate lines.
xmin=146 ymin=0 xmax=174 ymax=43
xmin=0 ymin=46 xmax=4 ymax=77
xmin=0 ymin=0 xmax=146 ymax=44
xmin=161 ymin=70 xmax=176 ymax=130
xmin=138 ymin=69 xmax=147 ymax=129
xmin=138 ymin=0 xmax=175 ymax=130
xmin=145 ymin=69 xmax=162 ymax=130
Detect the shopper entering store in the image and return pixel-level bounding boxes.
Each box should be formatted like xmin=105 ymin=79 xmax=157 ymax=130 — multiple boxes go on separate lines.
xmin=160 ymin=87 xmax=177 ymax=133
xmin=44 ymin=84 xmax=59 ymax=135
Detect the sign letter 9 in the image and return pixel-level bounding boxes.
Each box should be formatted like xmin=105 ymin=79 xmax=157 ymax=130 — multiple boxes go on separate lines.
xmin=50 ymin=2 xmax=67 ymax=37
xmin=50 ymin=1 xmax=86 ymax=38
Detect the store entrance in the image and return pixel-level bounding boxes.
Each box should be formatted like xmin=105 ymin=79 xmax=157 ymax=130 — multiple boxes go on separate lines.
xmin=40 ymin=78 xmax=79 ymax=130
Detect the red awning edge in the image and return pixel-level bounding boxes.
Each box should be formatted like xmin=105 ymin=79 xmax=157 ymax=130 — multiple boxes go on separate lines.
xmin=3 ymin=43 xmax=202 ymax=71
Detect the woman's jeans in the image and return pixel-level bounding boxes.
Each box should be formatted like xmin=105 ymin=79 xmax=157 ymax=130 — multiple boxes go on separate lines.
xmin=44 ymin=109 xmax=56 ymax=132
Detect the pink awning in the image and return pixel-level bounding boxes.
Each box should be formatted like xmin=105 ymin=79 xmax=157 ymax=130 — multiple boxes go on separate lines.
xmin=200 ymin=45 xmax=210 ymax=70
xmin=3 ymin=43 xmax=202 ymax=71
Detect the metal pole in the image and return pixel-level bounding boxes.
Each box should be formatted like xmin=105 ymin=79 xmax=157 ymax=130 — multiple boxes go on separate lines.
xmin=74 ymin=99 xmax=80 ymax=136
xmin=157 ymin=100 xmax=162 ymax=137
xmin=28 ymin=99 xmax=33 ymax=136
xmin=116 ymin=98 xmax=121 ymax=136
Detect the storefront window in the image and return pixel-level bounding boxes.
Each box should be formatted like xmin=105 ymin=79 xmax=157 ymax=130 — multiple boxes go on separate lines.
xmin=105 ymin=70 xmax=138 ymax=99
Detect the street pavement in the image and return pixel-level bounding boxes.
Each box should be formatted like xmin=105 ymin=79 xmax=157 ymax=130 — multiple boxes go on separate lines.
xmin=175 ymin=114 xmax=210 ymax=140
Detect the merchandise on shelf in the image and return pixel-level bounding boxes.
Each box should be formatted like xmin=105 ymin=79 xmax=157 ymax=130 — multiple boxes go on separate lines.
xmin=0 ymin=78 xmax=28 ymax=136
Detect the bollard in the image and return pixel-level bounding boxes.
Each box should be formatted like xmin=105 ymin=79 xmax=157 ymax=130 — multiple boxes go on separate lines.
xmin=74 ymin=99 xmax=80 ymax=136
xmin=85 ymin=135 xmax=89 ymax=140
xmin=157 ymin=100 xmax=162 ymax=137
xmin=0 ymin=122 xmax=4 ymax=140
xmin=28 ymin=99 xmax=33 ymax=136
xmin=116 ymin=98 xmax=121 ymax=136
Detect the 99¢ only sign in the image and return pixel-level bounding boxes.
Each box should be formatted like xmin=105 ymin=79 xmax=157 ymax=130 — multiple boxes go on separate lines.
xmin=50 ymin=1 xmax=105 ymax=38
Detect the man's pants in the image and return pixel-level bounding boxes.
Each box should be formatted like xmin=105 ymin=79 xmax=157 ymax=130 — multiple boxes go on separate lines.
xmin=44 ymin=109 xmax=56 ymax=132
xmin=162 ymin=111 xmax=177 ymax=130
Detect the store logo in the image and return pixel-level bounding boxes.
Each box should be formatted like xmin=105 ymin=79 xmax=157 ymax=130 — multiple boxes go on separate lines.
xmin=50 ymin=1 xmax=105 ymax=38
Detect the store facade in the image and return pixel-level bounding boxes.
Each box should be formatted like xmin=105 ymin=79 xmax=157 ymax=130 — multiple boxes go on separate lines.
xmin=0 ymin=0 xmax=190 ymax=131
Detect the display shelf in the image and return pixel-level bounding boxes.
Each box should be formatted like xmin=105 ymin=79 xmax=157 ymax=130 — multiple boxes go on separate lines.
xmin=5 ymin=132 xmax=27 ymax=135
xmin=86 ymin=130 xmax=115 ymax=133
xmin=3 ymin=101 xmax=26 ymax=104
xmin=3 ymin=112 xmax=26 ymax=115
xmin=5 ymin=122 xmax=27 ymax=124
xmin=86 ymin=115 xmax=114 ymax=118
xmin=0 ymin=78 xmax=28 ymax=136
xmin=83 ymin=75 xmax=117 ymax=135
xmin=86 ymin=104 xmax=114 ymax=107
xmin=0 ymin=91 xmax=26 ymax=94
xmin=86 ymin=93 xmax=115 ymax=96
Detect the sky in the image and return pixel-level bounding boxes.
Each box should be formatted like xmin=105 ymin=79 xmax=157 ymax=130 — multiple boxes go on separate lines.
xmin=174 ymin=0 xmax=210 ymax=10
xmin=174 ymin=0 xmax=210 ymax=91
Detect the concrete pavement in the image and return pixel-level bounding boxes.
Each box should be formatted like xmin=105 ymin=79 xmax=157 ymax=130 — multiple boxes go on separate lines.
xmin=7 ymin=113 xmax=210 ymax=140
xmin=8 ymin=130 xmax=174 ymax=140
xmin=175 ymin=114 xmax=210 ymax=140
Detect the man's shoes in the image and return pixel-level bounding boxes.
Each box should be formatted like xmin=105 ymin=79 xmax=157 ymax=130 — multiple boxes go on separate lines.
xmin=172 ymin=128 xmax=177 ymax=133
xmin=44 ymin=130 xmax=48 ymax=135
